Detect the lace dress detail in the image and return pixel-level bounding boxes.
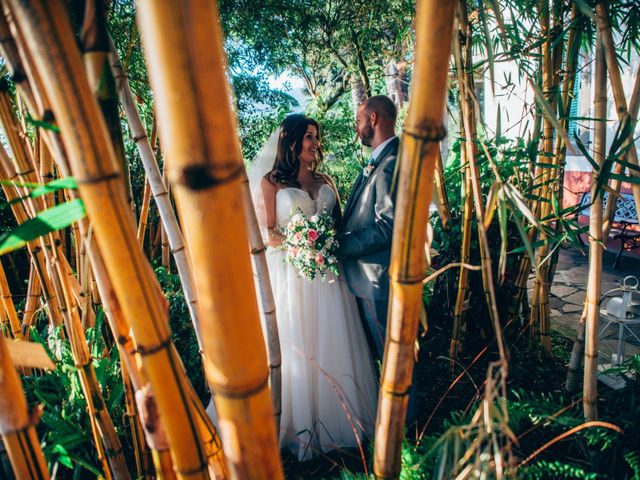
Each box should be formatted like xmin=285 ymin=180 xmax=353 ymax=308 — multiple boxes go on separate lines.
xmin=268 ymin=184 xmax=378 ymax=461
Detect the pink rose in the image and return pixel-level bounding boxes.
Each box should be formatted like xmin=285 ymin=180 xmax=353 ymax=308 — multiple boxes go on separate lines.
xmin=295 ymin=232 xmax=303 ymax=242
xmin=290 ymin=247 xmax=299 ymax=258
xmin=308 ymin=229 xmax=319 ymax=242
xmin=315 ymin=253 xmax=325 ymax=265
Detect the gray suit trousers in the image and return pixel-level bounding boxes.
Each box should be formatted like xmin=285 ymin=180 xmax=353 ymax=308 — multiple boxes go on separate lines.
xmin=355 ymin=295 xmax=417 ymax=428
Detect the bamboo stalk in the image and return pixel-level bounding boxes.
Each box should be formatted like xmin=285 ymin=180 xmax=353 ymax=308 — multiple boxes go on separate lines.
xmin=433 ymin=148 xmax=451 ymax=231
xmin=0 ymin=7 xmax=38 ymax=114
xmin=0 ymin=146 xmax=64 ymax=330
xmin=88 ymin=402 xmax=114 ymax=480
xmin=565 ymin=315 xmax=586 ymax=393
xmin=547 ymin=4 xmax=581 ymax=285
xmin=81 ymin=0 xmax=135 ymax=217
xmin=138 ymin=180 xmax=152 ymax=246
xmin=240 ymin=177 xmax=282 ymax=433
xmin=21 ymin=262 xmax=40 ymax=334
xmin=110 ymin=49 xmax=202 ymax=349
xmin=49 ymin=244 xmax=131 ymax=480
xmin=0 ymin=333 xmax=49 ymax=479
xmin=0 ymin=259 xmax=23 ymax=340
xmin=137 ymin=0 xmax=283 ymax=477
xmin=6 ymin=1 xmax=212 ymax=477
xmin=449 ymin=3 xmax=475 ymax=368
xmin=152 ymin=449 xmax=176 ymax=480
xmin=374 ymin=1 xmax=455 ymax=478
xmin=583 ymin=30 xmax=606 ymax=421
xmin=86 ymin=232 xmax=226 ymax=478
xmin=596 ymin=1 xmax=640 ymax=235
xmin=121 ymin=357 xmax=152 ymax=479
xmin=529 ymin=0 xmax=563 ymax=353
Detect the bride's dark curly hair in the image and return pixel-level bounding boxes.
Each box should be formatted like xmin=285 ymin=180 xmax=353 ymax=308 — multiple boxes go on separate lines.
xmin=266 ymin=114 xmax=323 ymax=187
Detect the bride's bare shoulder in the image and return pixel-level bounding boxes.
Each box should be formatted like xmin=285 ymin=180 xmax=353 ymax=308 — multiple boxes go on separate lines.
xmin=261 ymin=174 xmax=278 ymax=194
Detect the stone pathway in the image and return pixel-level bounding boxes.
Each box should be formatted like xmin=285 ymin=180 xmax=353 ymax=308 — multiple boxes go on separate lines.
xmin=528 ymin=246 xmax=640 ymax=374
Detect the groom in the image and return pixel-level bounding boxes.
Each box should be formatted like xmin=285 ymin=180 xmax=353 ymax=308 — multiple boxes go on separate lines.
xmin=337 ymin=95 xmax=399 ymax=364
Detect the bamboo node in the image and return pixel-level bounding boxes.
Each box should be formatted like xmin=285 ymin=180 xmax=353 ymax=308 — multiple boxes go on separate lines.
xmin=136 ymin=336 xmax=171 ymax=357
xmin=176 ymin=163 xmax=244 ymax=191
xmin=381 ymin=384 xmax=411 ymax=397
xmin=404 ymin=122 xmax=447 ymax=143
xmin=76 ymin=171 xmax=121 ymax=185
xmin=211 ymin=373 xmax=269 ymax=399
xmin=175 ymin=463 xmax=208 ymax=477
xmin=104 ymin=446 xmax=124 ymax=457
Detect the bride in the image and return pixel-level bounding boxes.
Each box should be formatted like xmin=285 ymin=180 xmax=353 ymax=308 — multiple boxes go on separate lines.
xmin=249 ymin=113 xmax=378 ymax=461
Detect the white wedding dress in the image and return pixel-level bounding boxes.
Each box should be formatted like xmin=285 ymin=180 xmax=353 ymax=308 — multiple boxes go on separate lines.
xmin=268 ymin=184 xmax=378 ymax=461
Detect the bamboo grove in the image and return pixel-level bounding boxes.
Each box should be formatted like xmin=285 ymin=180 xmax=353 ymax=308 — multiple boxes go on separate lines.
xmin=0 ymin=0 xmax=638 ymax=479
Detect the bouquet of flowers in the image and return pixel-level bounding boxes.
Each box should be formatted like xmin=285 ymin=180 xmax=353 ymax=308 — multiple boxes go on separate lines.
xmin=280 ymin=209 xmax=340 ymax=281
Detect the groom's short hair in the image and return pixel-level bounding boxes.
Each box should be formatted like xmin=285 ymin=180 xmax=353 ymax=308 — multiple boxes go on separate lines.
xmin=363 ymin=95 xmax=397 ymax=123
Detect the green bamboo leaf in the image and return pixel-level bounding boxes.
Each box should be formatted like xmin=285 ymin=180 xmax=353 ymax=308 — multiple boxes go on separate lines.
xmin=528 ymin=78 xmax=572 ymax=151
xmin=0 ymin=198 xmax=86 ymax=255
xmin=609 ymin=173 xmax=640 ymax=184
xmin=25 ymin=114 xmax=61 ymax=133
xmin=30 ymin=177 xmax=78 ymax=197
xmin=503 ymin=183 xmax=544 ymax=229
xmin=0 ymin=177 xmax=78 ymax=213
xmin=573 ymin=133 xmax=599 ymax=171
xmin=613 ymin=156 xmax=640 ymax=173
xmin=510 ymin=238 xmax=546 ymax=254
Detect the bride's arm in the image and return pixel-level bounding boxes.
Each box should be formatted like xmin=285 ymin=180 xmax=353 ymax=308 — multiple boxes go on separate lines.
xmin=261 ymin=176 xmax=284 ymax=247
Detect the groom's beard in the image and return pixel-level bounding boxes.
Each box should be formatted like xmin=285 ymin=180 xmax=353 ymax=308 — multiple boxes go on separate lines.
xmin=359 ymin=124 xmax=374 ymax=147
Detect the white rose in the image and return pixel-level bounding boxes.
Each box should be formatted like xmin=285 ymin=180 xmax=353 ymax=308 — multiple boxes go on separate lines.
xmin=310 ymin=215 xmax=319 ymax=222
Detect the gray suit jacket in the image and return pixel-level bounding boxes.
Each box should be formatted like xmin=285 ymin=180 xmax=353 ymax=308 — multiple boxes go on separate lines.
xmin=339 ymin=137 xmax=399 ymax=300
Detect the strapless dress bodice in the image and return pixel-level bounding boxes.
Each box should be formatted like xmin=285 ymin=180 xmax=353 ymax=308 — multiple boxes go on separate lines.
xmin=275 ymin=184 xmax=336 ymax=228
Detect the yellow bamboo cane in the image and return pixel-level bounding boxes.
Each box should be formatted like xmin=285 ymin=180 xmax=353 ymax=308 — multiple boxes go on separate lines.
xmin=22 ymin=263 xmax=40 ymax=334
xmin=136 ymin=0 xmax=283 ymax=477
xmin=0 ymin=79 xmax=130 ymax=477
xmin=583 ymin=30 xmax=606 ymax=421
xmin=529 ymin=0 xmax=561 ymax=353
xmin=240 ymin=177 xmax=282 ymax=433
xmin=449 ymin=2 xmax=475 ymax=367
xmin=595 ymin=1 xmax=640 ymax=235
xmin=0 ymin=259 xmax=23 ymax=340
xmin=0 ymin=7 xmax=38 ymax=114
xmin=547 ymin=3 xmax=581 ymax=284
xmin=0 ymin=146 xmax=64 ymax=330
xmin=0 ymin=332 xmax=49 ymax=479
xmin=110 ymin=48 xmax=202 ymax=348
xmin=138 ymin=180 xmax=152 ymax=245
xmin=81 ymin=0 xmax=135 ymax=217
xmin=433 ymin=148 xmax=451 ymax=231
xmin=373 ymin=1 xmax=455 ymax=478
xmin=6 ymin=1 xmax=212 ymax=477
